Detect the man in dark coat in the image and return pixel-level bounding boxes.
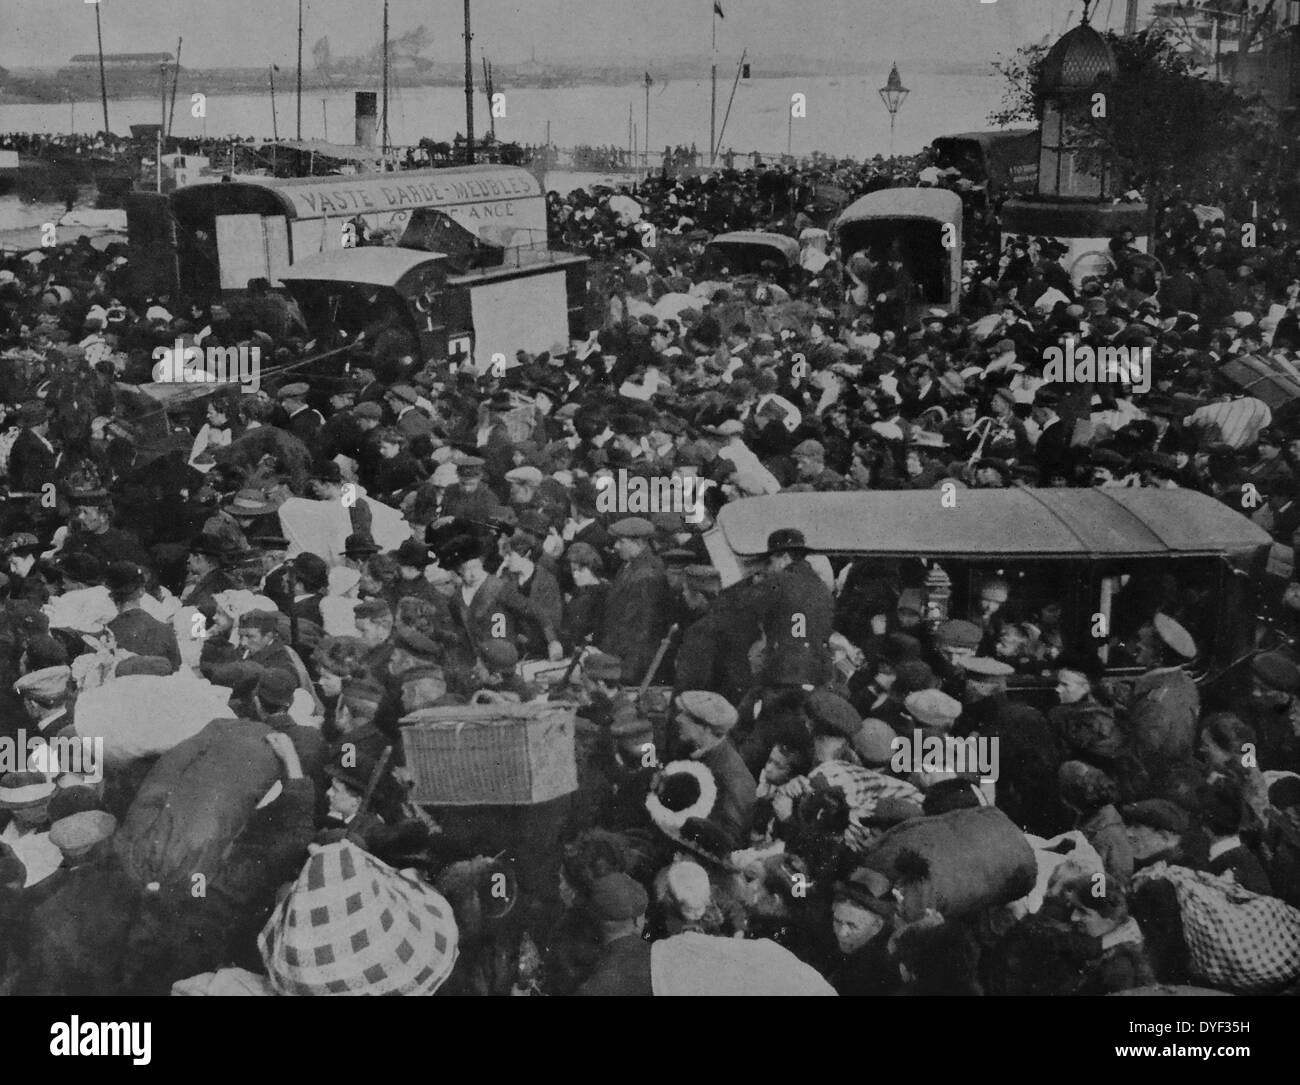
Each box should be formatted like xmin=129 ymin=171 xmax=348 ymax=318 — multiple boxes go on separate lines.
xmin=673 ymin=569 xmax=760 ymax=705
xmin=61 ymin=493 xmax=152 ymax=570
xmin=439 ymin=535 xmax=563 ymax=670
xmin=500 ymin=532 xmax=564 ymax=659
xmin=598 ymin=518 xmax=672 ymax=685
xmin=276 ymin=383 xmax=324 ymax=446
xmin=384 ymin=384 xmax=435 ymax=440
xmin=752 ymin=528 xmax=834 ymax=687
xmin=438 ymin=457 xmax=499 ymax=529
xmin=673 ymin=691 xmax=757 ymax=849
xmin=104 ymin=562 xmax=180 ymax=672
xmin=8 ymin=401 xmax=58 ymax=496
xmin=574 ymin=873 xmax=653 ymax=997
xmin=179 ymin=533 xmax=238 ymax=615
xmin=1031 ymin=388 xmax=1074 ymax=485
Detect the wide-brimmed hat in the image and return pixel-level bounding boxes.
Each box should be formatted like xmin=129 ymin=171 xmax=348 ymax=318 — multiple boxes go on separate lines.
xmin=0 ymin=771 xmax=56 ymax=811
xmin=224 ymin=489 xmax=280 ymax=518
xmin=437 ymin=534 xmax=482 ymax=571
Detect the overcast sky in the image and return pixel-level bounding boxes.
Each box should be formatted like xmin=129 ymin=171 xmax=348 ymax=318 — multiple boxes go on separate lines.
xmin=4 ymin=0 xmax=1112 ymax=70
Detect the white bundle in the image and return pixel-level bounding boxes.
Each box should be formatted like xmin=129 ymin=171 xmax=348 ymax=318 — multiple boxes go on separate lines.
xmin=650 ymin=933 xmax=835 ymax=997
xmin=44 ymin=586 xmax=115 ymax=632
xmin=74 ymin=670 xmax=236 ymax=764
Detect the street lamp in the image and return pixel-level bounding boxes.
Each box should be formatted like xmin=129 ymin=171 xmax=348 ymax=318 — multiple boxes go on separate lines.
xmin=878 ymin=62 xmax=909 ymax=158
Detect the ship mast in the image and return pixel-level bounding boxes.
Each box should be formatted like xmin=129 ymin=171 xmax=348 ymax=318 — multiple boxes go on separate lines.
xmin=463 ymin=0 xmax=475 ymax=164
xmin=382 ymin=0 xmax=391 ymax=154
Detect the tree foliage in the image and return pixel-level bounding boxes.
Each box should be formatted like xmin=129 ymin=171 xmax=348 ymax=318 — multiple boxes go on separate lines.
xmin=990 ymin=28 xmax=1279 ymax=205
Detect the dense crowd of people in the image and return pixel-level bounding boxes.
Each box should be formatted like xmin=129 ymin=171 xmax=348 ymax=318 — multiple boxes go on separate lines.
xmin=1 ymin=143 xmax=1300 ymax=997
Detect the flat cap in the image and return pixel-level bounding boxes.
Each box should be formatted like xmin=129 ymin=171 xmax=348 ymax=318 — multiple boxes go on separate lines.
xmin=353 ymin=401 xmax=384 ymax=420
xmin=588 ymin=872 xmax=649 ymax=922
xmin=609 ymin=517 xmax=655 ymax=539
xmin=905 ymin=689 xmax=963 ymax=731
xmin=852 ymin=718 xmax=897 ymax=765
xmin=1153 ymin=612 xmax=1197 ymax=660
xmin=49 ymin=810 xmax=117 ymax=857
xmin=683 ymin=564 xmax=721 ymax=592
xmin=387 ymin=383 xmax=419 ymax=405
xmin=676 ymin=690 xmax=738 ymax=733
xmin=805 ymin=688 xmax=861 ymax=737
xmin=14 ymin=665 xmax=71 ymax=706
xmin=1122 ymin=798 xmax=1190 ymax=835
xmin=934 ymin=619 xmax=982 ymax=650
xmin=1252 ymin=652 xmax=1300 ymax=693
xmin=505 ymin=466 xmax=544 ymax=487
xmin=456 ymin=455 xmax=486 ymax=471
xmin=255 ymin=668 xmax=298 ymax=709
xmin=958 ymin=656 xmax=1015 ymax=678
xmin=276 ymin=382 xmax=310 ymax=399
xmin=115 ymin=655 xmax=172 ymax=677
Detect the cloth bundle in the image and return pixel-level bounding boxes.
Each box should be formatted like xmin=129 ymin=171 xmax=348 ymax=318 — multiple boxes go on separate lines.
xmin=259 ymin=840 xmax=459 ymax=996
xmin=1132 ymin=861 xmax=1300 ymax=994
xmin=115 ymin=719 xmax=280 ymax=892
xmin=649 ymin=932 xmax=835 ymax=996
xmin=74 ymin=670 xmax=236 ymax=763
xmin=862 ymin=805 xmax=1037 ymax=922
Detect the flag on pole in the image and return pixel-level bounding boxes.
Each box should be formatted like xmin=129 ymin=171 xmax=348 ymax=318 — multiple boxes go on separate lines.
xmin=645 ymin=71 xmax=653 ymax=87
xmin=714 ymin=2 xmax=724 ymax=18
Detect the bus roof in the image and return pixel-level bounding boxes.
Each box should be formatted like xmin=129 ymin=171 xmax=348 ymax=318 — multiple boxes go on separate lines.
xmin=278 ymin=247 xmax=446 ymax=287
xmin=713 ymin=488 xmax=1271 ymax=561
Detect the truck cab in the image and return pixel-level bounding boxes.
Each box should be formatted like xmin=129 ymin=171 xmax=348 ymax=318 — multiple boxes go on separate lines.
xmin=277 ymin=246 xmax=588 ymax=375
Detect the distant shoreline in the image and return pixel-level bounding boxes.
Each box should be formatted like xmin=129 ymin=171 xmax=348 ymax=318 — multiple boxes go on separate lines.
xmin=0 ymin=60 xmax=995 ymax=106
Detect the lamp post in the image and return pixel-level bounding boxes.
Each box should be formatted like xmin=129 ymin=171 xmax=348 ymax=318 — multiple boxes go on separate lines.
xmin=878 ymin=62 xmax=908 ymax=158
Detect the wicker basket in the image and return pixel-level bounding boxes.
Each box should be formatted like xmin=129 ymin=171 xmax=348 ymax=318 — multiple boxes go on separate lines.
xmin=400 ymin=701 xmax=578 ymax=806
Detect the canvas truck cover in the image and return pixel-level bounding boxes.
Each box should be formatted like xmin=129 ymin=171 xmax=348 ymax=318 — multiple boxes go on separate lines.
xmin=930 ymin=129 xmax=1040 ymax=196
xmin=170 ymin=164 xmax=547 ymax=269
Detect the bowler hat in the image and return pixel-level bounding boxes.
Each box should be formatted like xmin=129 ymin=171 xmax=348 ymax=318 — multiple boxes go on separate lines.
xmin=395 ymin=540 xmax=431 ymax=568
xmin=763 ymin=528 xmax=808 ymax=556
xmin=344 ymin=533 xmax=380 ymax=558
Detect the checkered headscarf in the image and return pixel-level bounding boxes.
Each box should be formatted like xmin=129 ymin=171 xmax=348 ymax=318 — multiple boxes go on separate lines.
xmin=259 ymin=841 xmax=458 ymax=995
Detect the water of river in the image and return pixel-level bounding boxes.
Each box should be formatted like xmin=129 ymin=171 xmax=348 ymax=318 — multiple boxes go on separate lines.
xmin=0 ymin=72 xmax=1012 ymax=232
